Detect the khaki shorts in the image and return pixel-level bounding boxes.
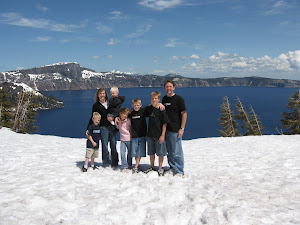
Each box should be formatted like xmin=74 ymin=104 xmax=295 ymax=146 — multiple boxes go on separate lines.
xmin=85 ymin=148 xmax=99 ymax=159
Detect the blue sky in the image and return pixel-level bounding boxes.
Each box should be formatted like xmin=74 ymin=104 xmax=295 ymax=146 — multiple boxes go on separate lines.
xmin=0 ymin=0 xmax=299 ymax=80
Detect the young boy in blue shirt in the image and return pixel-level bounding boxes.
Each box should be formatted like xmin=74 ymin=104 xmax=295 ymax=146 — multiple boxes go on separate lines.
xmin=82 ymin=112 xmax=101 ymax=172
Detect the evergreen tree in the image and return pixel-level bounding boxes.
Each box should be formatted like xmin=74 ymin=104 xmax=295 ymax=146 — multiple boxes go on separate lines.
xmin=235 ymin=97 xmax=263 ymax=136
xmin=235 ymin=97 xmax=252 ymax=133
xmin=281 ymin=90 xmax=300 ymax=134
xmin=218 ymin=96 xmax=240 ymax=137
xmin=248 ymin=105 xmax=263 ymax=135
xmin=12 ymin=92 xmax=38 ymax=133
xmin=0 ymin=88 xmax=14 ymax=128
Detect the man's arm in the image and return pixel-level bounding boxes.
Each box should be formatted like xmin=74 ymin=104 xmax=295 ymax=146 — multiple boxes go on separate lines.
xmin=178 ymin=111 xmax=187 ymax=138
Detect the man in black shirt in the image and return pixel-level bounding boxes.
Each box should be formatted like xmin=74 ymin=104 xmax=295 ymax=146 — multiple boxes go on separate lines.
xmin=162 ymin=80 xmax=187 ymax=176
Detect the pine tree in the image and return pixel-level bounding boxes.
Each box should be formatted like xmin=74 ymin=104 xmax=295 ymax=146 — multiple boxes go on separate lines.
xmin=218 ymin=96 xmax=240 ymax=137
xmin=248 ymin=105 xmax=263 ymax=135
xmin=281 ymin=90 xmax=300 ymax=134
xmin=12 ymin=92 xmax=38 ymax=133
xmin=0 ymin=88 xmax=14 ymax=128
xmin=235 ymin=97 xmax=252 ymax=132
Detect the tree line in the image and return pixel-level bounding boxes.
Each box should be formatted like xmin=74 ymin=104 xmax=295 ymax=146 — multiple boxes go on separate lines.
xmin=219 ymin=90 xmax=300 ymax=136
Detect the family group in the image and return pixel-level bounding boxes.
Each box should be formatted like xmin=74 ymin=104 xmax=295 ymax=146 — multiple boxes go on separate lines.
xmin=82 ymin=80 xmax=187 ymax=177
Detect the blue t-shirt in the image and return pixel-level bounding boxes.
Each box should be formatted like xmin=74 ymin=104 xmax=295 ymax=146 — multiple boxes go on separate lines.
xmin=86 ymin=124 xmax=101 ymax=149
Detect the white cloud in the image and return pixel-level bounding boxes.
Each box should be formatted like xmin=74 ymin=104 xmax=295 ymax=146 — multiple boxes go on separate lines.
xmin=96 ymin=23 xmax=112 ymax=34
xmin=153 ymin=69 xmax=166 ymax=74
xmin=164 ymin=38 xmax=180 ymax=47
xmin=190 ymin=54 xmax=200 ymax=59
xmin=108 ymin=11 xmax=129 ymax=20
xmin=36 ymin=4 xmax=48 ymax=12
xmin=126 ymin=24 xmax=152 ymax=38
xmin=0 ymin=12 xmax=86 ymax=32
xmin=107 ymin=55 xmax=113 ymax=59
xmin=107 ymin=38 xmax=119 ymax=45
xmin=30 ymin=36 xmax=52 ymax=42
xmin=180 ymin=50 xmax=300 ymax=79
xmin=93 ymin=56 xmax=100 ymax=59
xmin=139 ymin=0 xmax=183 ymax=10
xmin=169 ymin=56 xmax=180 ymax=60
xmin=262 ymin=0 xmax=291 ymax=16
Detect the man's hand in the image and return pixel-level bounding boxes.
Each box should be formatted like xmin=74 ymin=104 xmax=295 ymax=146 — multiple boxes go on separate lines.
xmin=178 ymin=129 xmax=184 ymax=138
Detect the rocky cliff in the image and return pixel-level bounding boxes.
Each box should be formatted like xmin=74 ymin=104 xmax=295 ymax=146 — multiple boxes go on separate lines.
xmin=1 ymin=62 xmax=300 ymax=91
xmin=0 ymin=82 xmax=63 ymax=110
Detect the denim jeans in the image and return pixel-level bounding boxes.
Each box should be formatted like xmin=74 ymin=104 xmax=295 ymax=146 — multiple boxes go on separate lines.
xmin=166 ymin=131 xmax=184 ymax=174
xmin=100 ymin=126 xmax=119 ymax=167
xmin=120 ymin=141 xmax=132 ymax=169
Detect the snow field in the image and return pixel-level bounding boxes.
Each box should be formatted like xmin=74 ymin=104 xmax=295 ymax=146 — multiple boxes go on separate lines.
xmin=0 ymin=128 xmax=299 ymax=225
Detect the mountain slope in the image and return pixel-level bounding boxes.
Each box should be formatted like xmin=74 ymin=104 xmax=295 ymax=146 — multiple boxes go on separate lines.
xmin=1 ymin=62 xmax=300 ymax=91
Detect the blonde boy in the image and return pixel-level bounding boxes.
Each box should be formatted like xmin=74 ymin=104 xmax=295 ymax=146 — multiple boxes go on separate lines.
xmin=144 ymin=92 xmax=169 ymax=176
xmin=107 ymin=86 xmax=125 ymax=125
xmin=82 ymin=112 xmax=101 ymax=172
xmin=129 ymin=98 xmax=147 ymax=173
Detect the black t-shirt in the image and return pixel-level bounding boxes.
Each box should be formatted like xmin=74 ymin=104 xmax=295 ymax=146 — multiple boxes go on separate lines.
xmin=129 ymin=107 xmax=147 ymax=138
xmin=87 ymin=101 xmax=112 ymax=129
xmin=162 ymin=94 xmax=186 ymax=132
xmin=144 ymin=105 xmax=169 ymax=138
xmin=86 ymin=124 xmax=101 ymax=149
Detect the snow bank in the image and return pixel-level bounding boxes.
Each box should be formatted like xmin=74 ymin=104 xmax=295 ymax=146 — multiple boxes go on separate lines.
xmin=0 ymin=128 xmax=299 ymax=225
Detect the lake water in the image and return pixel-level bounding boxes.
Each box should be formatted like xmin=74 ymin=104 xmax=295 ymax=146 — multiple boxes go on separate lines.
xmin=34 ymin=87 xmax=298 ymax=140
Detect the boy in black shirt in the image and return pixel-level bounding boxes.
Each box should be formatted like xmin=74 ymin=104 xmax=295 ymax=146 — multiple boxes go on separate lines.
xmin=144 ymin=92 xmax=169 ymax=176
xmin=129 ymin=98 xmax=147 ymax=173
xmin=82 ymin=112 xmax=101 ymax=172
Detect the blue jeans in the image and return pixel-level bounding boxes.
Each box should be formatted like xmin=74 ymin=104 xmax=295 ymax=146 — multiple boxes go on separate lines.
xmin=100 ymin=126 xmax=119 ymax=167
xmin=120 ymin=141 xmax=132 ymax=169
xmin=166 ymin=131 xmax=184 ymax=174
xmin=147 ymin=137 xmax=167 ymax=157
xmin=131 ymin=137 xmax=146 ymax=157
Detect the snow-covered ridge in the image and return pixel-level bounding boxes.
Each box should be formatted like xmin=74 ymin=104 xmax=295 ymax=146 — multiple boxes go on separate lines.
xmin=81 ymin=69 xmax=135 ymax=79
xmin=13 ymin=82 xmax=42 ymax=96
xmin=43 ymin=62 xmax=79 ymax=67
xmin=0 ymin=127 xmax=299 ymax=224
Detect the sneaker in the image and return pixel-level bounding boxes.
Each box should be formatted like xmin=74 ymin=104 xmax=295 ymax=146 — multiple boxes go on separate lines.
xmin=91 ymin=165 xmax=99 ymax=170
xmin=81 ymin=166 xmax=87 ymax=172
xmin=111 ymin=166 xmax=119 ymax=171
xmin=158 ymin=169 xmax=164 ymax=176
xmin=143 ymin=167 xmax=154 ymax=173
xmin=173 ymin=173 xmax=184 ymax=178
xmin=132 ymin=168 xmax=140 ymax=174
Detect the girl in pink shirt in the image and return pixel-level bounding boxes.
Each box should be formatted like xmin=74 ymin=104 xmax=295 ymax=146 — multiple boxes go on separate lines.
xmin=116 ymin=108 xmax=132 ymax=170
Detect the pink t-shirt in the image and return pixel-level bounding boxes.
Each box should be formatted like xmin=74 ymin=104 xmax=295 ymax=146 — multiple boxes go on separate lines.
xmin=117 ymin=118 xmax=131 ymax=141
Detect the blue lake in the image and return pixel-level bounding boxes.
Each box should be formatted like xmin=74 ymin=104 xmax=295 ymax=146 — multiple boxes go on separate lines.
xmin=34 ymin=87 xmax=298 ymax=140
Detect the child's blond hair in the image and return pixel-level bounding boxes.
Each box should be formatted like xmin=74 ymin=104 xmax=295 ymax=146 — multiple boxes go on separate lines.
xmin=110 ymin=86 xmax=119 ymax=94
xmin=132 ymin=98 xmax=142 ymax=104
xmin=151 ymin=91 xmax=161 ymax=99
xmin=92 ymin=112 xmax=101 ymax=120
